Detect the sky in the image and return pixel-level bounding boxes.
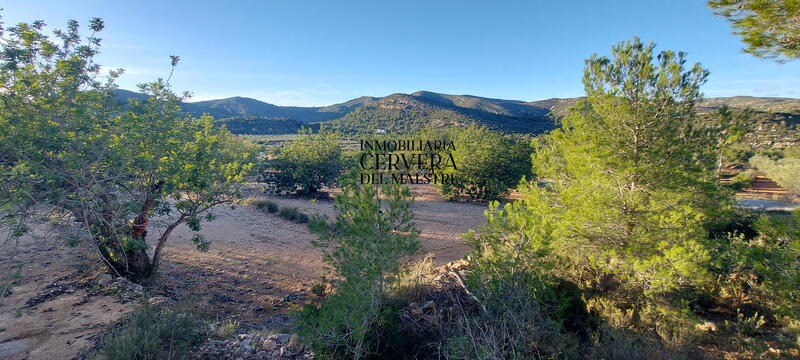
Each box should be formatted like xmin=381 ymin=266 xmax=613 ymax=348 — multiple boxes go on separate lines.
xmin=5 ymin=0 xmax=799 ymax=106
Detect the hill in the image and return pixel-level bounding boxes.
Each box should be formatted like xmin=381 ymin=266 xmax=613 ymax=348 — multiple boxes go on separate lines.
xmin=213 ymin=116 xmax=307 ymax=135
xmin=113 ymin=89 xmax=799 ymax=138
xmin=320 ymin=93 xmax=556 ymax=134
xmin=180 ymin=96 xmax=350 ymax=123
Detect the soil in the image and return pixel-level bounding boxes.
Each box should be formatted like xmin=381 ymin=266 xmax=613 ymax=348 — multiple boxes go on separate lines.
xmin=0 ymin=184 xmax=487 ymax=360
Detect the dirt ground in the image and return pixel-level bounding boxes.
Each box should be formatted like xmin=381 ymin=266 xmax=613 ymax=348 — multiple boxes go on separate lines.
xmin=0 ymin=184 xmax=487 ymax=360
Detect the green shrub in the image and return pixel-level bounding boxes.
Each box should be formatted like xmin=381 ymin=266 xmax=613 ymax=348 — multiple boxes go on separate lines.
xmin=265 ymin=128 xmax=347 ymax=194
xmin=246 ymin=198 xmax=280 ymax=213
xmin=435 ymin=125 xmax=532 ymax=202
xmin=726 ymin=169 xmax=755 ymax=190
xmin=298 ymin=179 xmax=420 ymax=359
xmin=102 ymin=300 xmax=206 ymax=360
xmin=721 ymin=143 xmax=755 ymax=164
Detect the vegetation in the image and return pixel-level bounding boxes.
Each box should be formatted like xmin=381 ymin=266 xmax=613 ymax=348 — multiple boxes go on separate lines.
xmin=245 ymin=198 xmax=280 ymax=213
xmin=434 ymin=125 xmax=532 ymax=202
xmin=455 ymin=37 xmax=800 ymax=357
xmin=264 ymin=128 xmax=347 ymax=194
xmin=298 ymin=178 xmax=420 ymax=359
xmin=102 ymin=300 xmax=206 ymax=360
xmin=0 ymin=19 xmax=256 ymax=280
xmin=323 ymin=93 xmax=556 ymax=134
xmin=709 ymin=0 xmax=800 ymax=61
xmin=215 ymin=116 xmax=306 ymax=135
xmin=750 ymin=147 xmax=800 ymax=194
xmin=278 ymin=206 xmax=310 ymax=223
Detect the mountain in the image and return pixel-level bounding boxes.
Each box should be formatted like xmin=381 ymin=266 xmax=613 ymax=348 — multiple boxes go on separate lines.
xmin=113 ymin=89 xmax=800 ymax=137
xmin=113 ymin=88 xmax=150 ymax=103
xmin=180 ymin=96 xmax=349 ymax=123
xmin=322 ymin=93 xmax=556 ymax=133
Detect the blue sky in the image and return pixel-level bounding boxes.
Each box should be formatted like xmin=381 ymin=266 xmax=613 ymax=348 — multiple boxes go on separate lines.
xmin=5 ymin=0 xmax=799 ymax=106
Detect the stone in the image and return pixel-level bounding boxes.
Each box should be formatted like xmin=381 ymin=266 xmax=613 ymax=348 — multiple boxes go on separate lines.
xmin=96 ymin=273 xmax=113 ymax=286
xmin=268 ymin=333 xmax=290 ymax=344
xmin=261 ymin=339 xmax=277 ymax=351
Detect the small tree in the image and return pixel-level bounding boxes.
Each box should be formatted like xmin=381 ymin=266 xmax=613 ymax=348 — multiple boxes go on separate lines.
xmin=299 ymin=178 xmax=420 ymax=359
xmin=0 ymin=18 xmax=256 ymax=280
xmin=712 ymin=106 xmax=752 ymax=177
xmin=437 ymin=125 xmax=532 ymax=202
xmin=266 ymin=128 xmax=347 ymax=194
xmin=468 ymin=38 xmax=731 ymax=349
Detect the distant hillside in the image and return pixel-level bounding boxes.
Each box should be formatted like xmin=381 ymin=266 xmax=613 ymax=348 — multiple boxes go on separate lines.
xmin=322 ymin=93 xmax=556 ymax=134
xmin=411 ymin=91 xmax=551 ymax=118
xmin=529 ymin=95 xmax=800 ymax=120
xmin=213 ymin=116 xmax=307 ymax=135
xmin=528 ymin=95 xmax=800 ymax=148
xmin=113 ymin=89 xmax=799 ymax=138
xmin=180 ymin=97 xmax=349 ymax=123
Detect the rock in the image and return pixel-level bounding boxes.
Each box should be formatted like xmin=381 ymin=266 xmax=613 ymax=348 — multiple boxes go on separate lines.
xmin=268 ymin=333 xmax=290 ymax=344
xmin=147 ymin=296 xmax=167 ymax=305
xmin=285 ymin=334 xmax=302 ymax=351
xmin=240 ymin=340 xmax=251 ymax=348
xmin=96 ymin=273 xmax=113 ymax=286
xmin=261 ymin=339 xmax=277 ymax=351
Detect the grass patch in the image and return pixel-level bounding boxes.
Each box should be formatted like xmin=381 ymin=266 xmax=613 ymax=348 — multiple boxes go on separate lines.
xmin=210 ymin=318 xmax=240 ymax=339
xmin=279 ymin=206 xmax=310 ymax=223
xmin=102 ymin=299 xmax=207 ymax=360
xmin=245 ymin=198 xmax=279 ymax=213
xmin=390 ymin=253 xmax=436 ymax=303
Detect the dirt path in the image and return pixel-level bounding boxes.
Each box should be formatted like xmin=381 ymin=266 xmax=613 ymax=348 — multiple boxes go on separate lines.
xmin=152 ymin=184 xmax=486 ymax=320
xmin=0 ymin=184 xmax=487 ymax=359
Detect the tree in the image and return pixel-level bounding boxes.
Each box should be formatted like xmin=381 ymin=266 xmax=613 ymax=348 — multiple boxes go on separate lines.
xmin=712 ymin=105 xmax=752 ymax=177
xmin=709 ymin=0 xmax=800 ymax=61
xmin=541 ymin=37 xmax=726 ymax=296
xmin=265 ymin=128 xmax=347 ymax=194
xmin=469 ymin=38 xmax=734 ymax=347
xmin=299 ymin=178 xmax=420 ymax=359
xmin=0 ymin=18 xmax=256 ymax=280
xmin=437 ymin=125 xmax=532 ymax=202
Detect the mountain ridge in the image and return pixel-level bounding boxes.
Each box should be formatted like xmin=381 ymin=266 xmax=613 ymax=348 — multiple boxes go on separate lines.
xmin=112 ymin=89 xmax=800 ymax=134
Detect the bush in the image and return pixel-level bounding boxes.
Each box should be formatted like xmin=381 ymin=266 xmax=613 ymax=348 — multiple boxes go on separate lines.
xmin=298 ymin=179 xmax=420 ymax=359
xmin=435 ymin=125 xmax=532 ymax=202
xmin=246 ymin=198 xmax=280 ymax=213
xmin=265 ymin=128 xmax=347 ymax=194
xmin=726 ymin=169 xmax=755 ymax=190
xmin=278 ymin=207 xmax=309 ymax=223
xmin=102 ymin=300 xmax=206 ymax=360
